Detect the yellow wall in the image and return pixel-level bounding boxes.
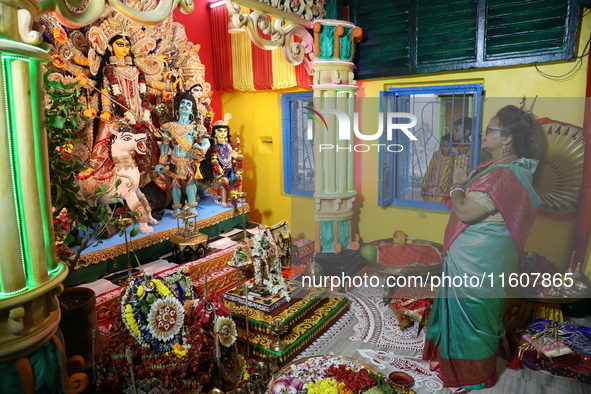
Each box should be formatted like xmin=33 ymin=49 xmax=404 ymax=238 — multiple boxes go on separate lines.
xmin=223 ymin=14 xmax=591 ymax=277
xmin=220 ymin=89 xmax=309 ymax=227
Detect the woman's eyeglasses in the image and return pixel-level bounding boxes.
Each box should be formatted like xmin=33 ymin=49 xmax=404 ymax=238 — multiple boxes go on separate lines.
xmin=483 ymin=126 xmax=503 ymax=136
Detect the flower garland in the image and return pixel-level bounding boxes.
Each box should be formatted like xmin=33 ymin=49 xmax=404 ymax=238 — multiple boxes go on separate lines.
xmin=271 ymin=356 xmax=400 ymax=394
xmin=97 ymin=306 xmax=214 ymax=393
xmin=53 ymin=207 xmax=71 ymax=245
xmin=210 ymin=142 xmax=243 ymax=207
xmin=250 ymin=229 xmax=289 ymax=300
xmin=214 ymin=316 xmax=237 ymax=347
xmin=121 ymin=275 xmax=186 ymax=352
xmin=104 ymin=65 xmax=150 ymax=119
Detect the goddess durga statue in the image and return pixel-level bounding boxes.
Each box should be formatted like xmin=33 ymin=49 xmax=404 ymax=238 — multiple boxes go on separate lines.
xmin=79 ymin=14 xmax=181 ymax=188
xmin=40 ymin=0 xmax=246 ymax=231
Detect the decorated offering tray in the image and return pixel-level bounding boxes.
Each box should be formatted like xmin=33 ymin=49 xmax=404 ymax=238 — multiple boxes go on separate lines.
xmin=361 ymin=233 xmax=443 ymax=276
xmin=269 ymin=355 xmax=407 ymax=394
xmin=223 ymin=278 xmax=304 ymax=313
xmin=226 ymin=288 xmax=349 ymax=362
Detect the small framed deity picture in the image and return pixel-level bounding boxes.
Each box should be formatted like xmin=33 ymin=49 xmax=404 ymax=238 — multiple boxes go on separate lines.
xmin=269 ymin=220 xmax=291 ymax=269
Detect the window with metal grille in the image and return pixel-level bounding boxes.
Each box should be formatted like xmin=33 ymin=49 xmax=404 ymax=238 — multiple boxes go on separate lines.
xmin=350 ymin=0 xmax=580 ymax=80
xmin=379 ymin=84 xmax=484 ymax=209
xmin=281 ymin=92 xmax=315 ymax=197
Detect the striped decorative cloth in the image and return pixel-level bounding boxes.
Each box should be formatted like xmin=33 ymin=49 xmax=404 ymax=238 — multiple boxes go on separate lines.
xmin=210 ymin=5 xmax=311 ymax=91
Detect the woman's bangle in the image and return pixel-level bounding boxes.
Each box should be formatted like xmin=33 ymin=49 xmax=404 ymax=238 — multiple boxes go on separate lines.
xmin=450 ymin=187 xmax=465 ymax=196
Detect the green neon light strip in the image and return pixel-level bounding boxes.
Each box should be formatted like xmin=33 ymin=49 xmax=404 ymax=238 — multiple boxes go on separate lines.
xmin=48 ymin=265 xmax=61 ymax=275
xmin=3 ymin=54 xmax=32 ymax=288
xmin=29 ymin=59 xmax=54 ymax=272
xmin=0 ymin=287 xmax=29 ymax=297
xmin=0 ymin=55 xmax=28 ymax=295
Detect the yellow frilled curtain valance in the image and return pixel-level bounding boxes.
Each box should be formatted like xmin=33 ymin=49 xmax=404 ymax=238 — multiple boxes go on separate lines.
xmin=210 ymin=6 xmax=310 ymax=91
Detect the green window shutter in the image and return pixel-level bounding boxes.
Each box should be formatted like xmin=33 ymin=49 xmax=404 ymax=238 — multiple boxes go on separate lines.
xmin=352 ymin=0 xmax=411 ymax=79
xmin=351 ymin=0 xmax=580 ymax=79
xmin=485 ymin=0 xmax=577 ymax=61
xmin=417 ymin=0 xmax=478 ymax=66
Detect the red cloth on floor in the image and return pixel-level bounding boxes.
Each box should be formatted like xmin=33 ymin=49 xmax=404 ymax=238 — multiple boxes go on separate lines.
xmin=378 ymin=243 xmax=442 ymax=266
xmin=389 ymin=285 xmax=436 ymax=331
xmin=390 ymin=297 xmax=433 ymax=331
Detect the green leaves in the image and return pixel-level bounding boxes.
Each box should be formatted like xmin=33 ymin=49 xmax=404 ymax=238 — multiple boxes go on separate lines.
xmin=45 ymin=70 xmax=146 ymax=276
xmin=130 ymin=226 xmax=140 ymax=238
xmin=47 ymin=115 xmax=66 ymax=129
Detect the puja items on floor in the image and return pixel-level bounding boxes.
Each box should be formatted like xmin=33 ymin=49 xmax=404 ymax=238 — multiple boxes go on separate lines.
xmin=269 ymin=355 xmax=412 ymax=394
xmin=515 ymin=251 xmax=589 ymax=299
xmin=389 ymin=284 xmax=435 ymax=332
xmin=508 ymin=318 xmax=591 ymax=383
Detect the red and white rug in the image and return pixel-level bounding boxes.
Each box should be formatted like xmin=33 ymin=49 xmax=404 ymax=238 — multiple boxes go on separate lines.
xmin=357 ymin=349 xmax=470 ymax=394
xmin=349 ymin=285 xmax=426 ymax=351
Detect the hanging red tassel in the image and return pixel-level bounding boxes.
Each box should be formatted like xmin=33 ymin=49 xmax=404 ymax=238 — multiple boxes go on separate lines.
xmin=506 ymin=348 xmax=523 ymax=370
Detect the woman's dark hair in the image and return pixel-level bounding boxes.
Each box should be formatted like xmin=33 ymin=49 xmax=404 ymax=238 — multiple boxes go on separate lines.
xmin=173 ymin=92 xmax=198 ymax=122
xmin=496 ymin=104 xmax=547 ymax=185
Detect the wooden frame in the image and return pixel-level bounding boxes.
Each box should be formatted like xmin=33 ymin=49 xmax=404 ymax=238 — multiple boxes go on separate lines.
xmin=269 ymin=220 xmax=291 ymax=269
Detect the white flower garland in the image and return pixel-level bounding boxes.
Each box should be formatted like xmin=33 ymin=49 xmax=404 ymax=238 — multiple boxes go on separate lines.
xmin=214 ymin=316 xmax=237 ymax=347
xmin=250 ymin=229 xmax=289 ymax=300
xmin=139 ymin=82 xmax=147 ymax=94
xmin=112 ymin=83 xmax=121 ymax=96
xmin=146 ymin=296 xmax=185 ymax=342
xmin=124 ymin=111 xmax=136 ymax=125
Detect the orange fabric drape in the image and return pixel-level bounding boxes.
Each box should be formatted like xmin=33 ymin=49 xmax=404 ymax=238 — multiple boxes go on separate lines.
xmin=210 ymin=5 xmax=234 ymax=91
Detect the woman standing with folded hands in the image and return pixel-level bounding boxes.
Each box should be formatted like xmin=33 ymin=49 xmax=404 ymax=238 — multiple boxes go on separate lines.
xmin=423 ymin=105 xmax=547 ymax=389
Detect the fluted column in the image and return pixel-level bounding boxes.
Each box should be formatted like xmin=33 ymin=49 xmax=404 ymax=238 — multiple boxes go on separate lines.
xmin=0 ymin=1 xmax=194 ymax=387
xmin=0 ymin=0 xmax=69 ymax=366
xmin=312 ymin=20 xmax=362 ymax=253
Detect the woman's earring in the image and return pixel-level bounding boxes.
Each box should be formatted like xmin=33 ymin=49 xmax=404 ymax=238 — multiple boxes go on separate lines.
xmin=502 ymin=145 xmax=508 ymax=156
xmin=107 ymin=44 xmax=113 ymax=52
xmin=189 ymin=113 xmax=195 ymax=122
xmin=175 ymin=110 xmax=179 ymax=118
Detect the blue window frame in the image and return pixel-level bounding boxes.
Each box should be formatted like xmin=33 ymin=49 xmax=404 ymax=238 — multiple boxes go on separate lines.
xmin=378 ymin=84 xmax=484 ymax=209
xmin=281 ymin=92 xmax=315 ymax=197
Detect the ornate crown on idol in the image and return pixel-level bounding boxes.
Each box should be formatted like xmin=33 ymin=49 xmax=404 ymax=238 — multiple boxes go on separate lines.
xmin=177 ymin=49 xmax=206 ymax=91
xmin=213 ymin=113 xmax=232 ymax=129
xmin=86 ymin=10 xmax=158 ymax=75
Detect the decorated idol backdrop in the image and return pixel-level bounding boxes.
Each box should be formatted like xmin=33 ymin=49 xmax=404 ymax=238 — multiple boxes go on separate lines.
xmin=39 ymin=0 xmax=243 ymax=250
